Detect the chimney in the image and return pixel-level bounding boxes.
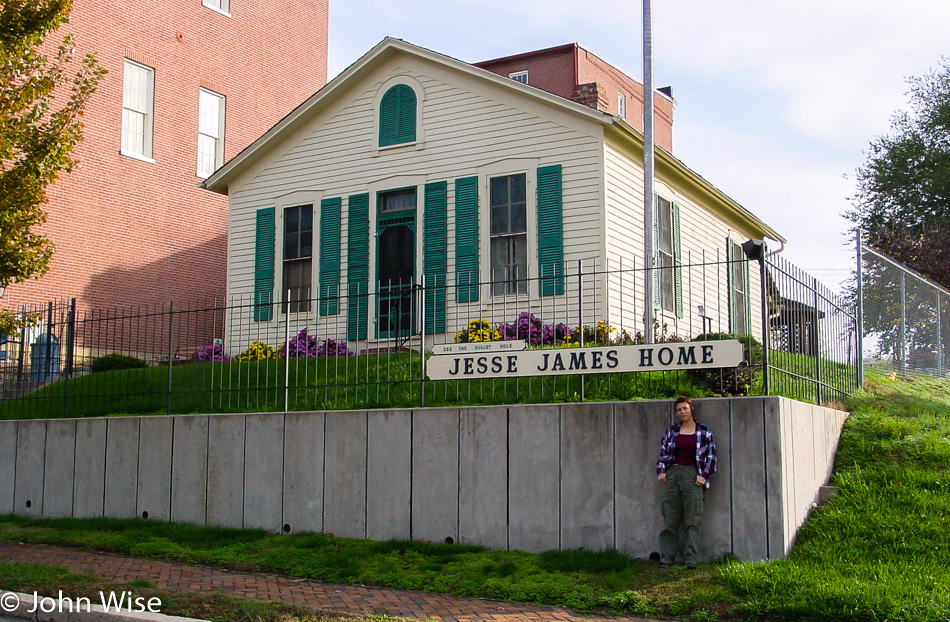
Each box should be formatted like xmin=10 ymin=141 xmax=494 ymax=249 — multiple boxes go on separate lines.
xmin=571 ymin=82 xmax=609 ymax=112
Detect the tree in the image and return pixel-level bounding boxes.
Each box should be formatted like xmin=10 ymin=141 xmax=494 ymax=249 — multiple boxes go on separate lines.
xmin=0 ymin=0 xmax=105 ymax=292
xmin=847 ymin=58 xmax=950 ymax=289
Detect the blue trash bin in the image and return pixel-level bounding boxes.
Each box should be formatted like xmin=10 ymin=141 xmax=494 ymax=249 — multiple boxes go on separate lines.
xmin=31 ymin=333 xmax=61 ymax=381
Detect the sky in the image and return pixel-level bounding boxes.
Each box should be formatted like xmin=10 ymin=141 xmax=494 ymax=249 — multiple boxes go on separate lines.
xmin=327 ymin=0 xmax=950 ymax=291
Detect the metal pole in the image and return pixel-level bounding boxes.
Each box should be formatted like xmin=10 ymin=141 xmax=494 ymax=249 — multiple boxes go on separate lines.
xmin=856 ymin=229 xmax=865 ymax=388
xmin=166 ymin=302 xmax=174 ymax=415
xmin=642 ymin=0 xmax=656 ymax=344
xmin=812 ymin=276 xmax=822 ymax=405
xmin=758 ymin=252 xmax=770 ymax=395
xmin=284 ymin=291 xmax=291 ymax=413
xmin=16 ymin=305 xmax=26 ymax=382
xmin=419 ymin=280 xmax=425 ymax=408
xmin=938 ymin=290 xmax=944 ymax=377
xmin=578 ymin=259 xmax=585 ymax=401
xmin=44 ymin=301 xmax=53 ymax=381
xmin=63 ymin=298 xmax=76 ymax=418
xmin=900 ymin=272 xmax=907 ymax=376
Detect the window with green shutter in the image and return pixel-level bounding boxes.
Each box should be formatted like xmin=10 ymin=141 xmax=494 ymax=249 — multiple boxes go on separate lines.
xmin=347 ymin=194 xmax=370 ymax=340
xmin=655 ymin=196 xmax=682 ymax=317
xmin=728 ymin=239 xmax=751 ymax=334
xmin=319 ymin=197 xmax=341 ymax=316
xmin=455 ymin=176 xmax=479 ymax=302
xmin=537 ymin=165 xmax=564 ymax=296
xmin=379 ymin=84 xmax=417 ymax=147
xmin=424 ymin=181 xmax=447 ymax=334
xmin=253 ymin=207 xmax=275 ymax=322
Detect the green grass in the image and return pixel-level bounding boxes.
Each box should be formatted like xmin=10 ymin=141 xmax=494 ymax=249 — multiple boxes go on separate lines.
xmin=0 ymin=354 xmax=707 ymax=419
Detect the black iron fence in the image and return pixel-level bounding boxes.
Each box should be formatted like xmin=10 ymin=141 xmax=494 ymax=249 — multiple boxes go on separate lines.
xmin=0 ymin=253 xmax=859 ymax=418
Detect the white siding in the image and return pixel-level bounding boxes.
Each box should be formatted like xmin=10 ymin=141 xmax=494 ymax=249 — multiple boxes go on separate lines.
xmin=226 ymin=55 xmax=605 ymax=344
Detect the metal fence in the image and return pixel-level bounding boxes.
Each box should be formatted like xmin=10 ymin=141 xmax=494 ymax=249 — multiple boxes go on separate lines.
xmin=0 ymin=253 xmax=859 ymax=417
xmin=860 ymin=244 xmax=950 ymax=378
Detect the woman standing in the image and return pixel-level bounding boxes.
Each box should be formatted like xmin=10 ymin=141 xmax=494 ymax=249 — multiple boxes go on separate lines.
xmin=655 ymin=396 xmax=717 ymax=569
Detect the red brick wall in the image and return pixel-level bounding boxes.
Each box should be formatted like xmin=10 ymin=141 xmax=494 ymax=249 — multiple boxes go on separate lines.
xmin=3 ymin=0 xmax=328 ymax=312
xmin=476 ymin=44 xmax=675 ymax=153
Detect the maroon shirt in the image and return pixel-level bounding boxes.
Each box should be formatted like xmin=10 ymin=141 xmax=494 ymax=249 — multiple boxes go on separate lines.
xmin=673 ymin=433 xmax=697 ymax=467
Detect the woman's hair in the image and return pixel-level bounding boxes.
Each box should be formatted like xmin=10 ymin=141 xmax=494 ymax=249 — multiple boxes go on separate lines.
xmin=674 ymin=396 xmax=696 ymax=417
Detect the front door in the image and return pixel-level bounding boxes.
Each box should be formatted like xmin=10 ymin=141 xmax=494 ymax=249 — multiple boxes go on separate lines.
xmin=376 ymin=189 xmax=416 ymax=339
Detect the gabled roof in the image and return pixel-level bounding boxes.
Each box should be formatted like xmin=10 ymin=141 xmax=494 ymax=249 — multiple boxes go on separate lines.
xmin=201 ymin=37 xmax=784 ymax=244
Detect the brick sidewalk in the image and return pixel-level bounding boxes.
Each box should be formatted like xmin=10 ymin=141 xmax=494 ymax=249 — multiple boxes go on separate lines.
xmin=0 ymin=542 xmax=662 ymax=622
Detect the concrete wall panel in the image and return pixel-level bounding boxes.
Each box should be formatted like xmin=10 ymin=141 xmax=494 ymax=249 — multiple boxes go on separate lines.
xmin=509 ymin=405 xmax=560 ymax=553
xmin=43 ymin=420 xmax=76 ymax=518
xmin=763 ymin=397 xmax=786 ymax=558
xmin=0 ymin=422 xmax=17 ymax=515
xmin=366 ymin=410 xmax=411 ymax=541
xmin=615 ymin=400 xmax=669 ymax=558
xmin=695 ymin=399 xmax=732 ymax=560
xmin=171 ymin=416 xmax=209 ymax=525
xmin=207 ymin=415 xmax=245 ymax=528
xmin=283 ymin=412 xmax=325 ymax=534
xmin=104 ymin=418 xmax=140 ymax=518
xmin=14 ymin=420 xmax=46 ymax=517
xmin=412 ymin=408 xmax=459 ymax=543
xmin=244 ymin=414 xmax=284 ymax=530
xmin=561 ymin=403 xmax=614 ymax=550
xmin=324 ymin=411 xmax=367 ymax=538
xmin=458 ymin=407 xmax=507 ymax=549
xmin=137 ymin=416 xmax=173 ymax=521
xmin=729 ymin=398 xmax=769 ymax=560
xmin=73 ymin=419 xmax=106 ymax=518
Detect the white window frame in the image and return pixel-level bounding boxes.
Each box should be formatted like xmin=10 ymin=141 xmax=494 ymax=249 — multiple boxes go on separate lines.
xmin=728 ymin=238 xmax=750 ymax=335
xmin=202 ymin=0 xmax=231 ymax=17
xmin=509 ymin=71 xmax=528 ymax=84
xmin=196 ymin=88 xmax=225 ymax=178
xmin=618 ymin=92 xmax=626 ymax=119
xmin=656 ymin=196 xmax=675 ymax=313
xmin=121 ymin=60 xmax=155 ymax=162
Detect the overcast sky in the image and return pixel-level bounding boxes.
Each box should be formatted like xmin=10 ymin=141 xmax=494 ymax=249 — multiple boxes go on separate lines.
xmin=327 ymin=0 xmax=950 ymax=290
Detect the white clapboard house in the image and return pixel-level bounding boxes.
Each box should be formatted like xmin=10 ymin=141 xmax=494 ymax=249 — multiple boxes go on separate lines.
xmin=202 ymin=38 xmax=784 ymax=351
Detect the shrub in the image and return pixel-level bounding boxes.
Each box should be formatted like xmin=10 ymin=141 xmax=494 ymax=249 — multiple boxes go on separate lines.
xmin=236 ymin=341 xmax=278 ymax=361
xmin=279 ymin=328 xmax=319 ymax=358
xmin=317 ymin=338 xmax=354 ymax=357
xmin=90 ymin=353 xmax=148 ymax=373
xmin=498 ymin=312 xmax=572 ymax=346
xmin=686 ymin=332 xmax=762 ymax=395
xmin=455 ymin=319 xmax=501 ymax=343
xmin=191 ymin=344 xmax=233 ymax=362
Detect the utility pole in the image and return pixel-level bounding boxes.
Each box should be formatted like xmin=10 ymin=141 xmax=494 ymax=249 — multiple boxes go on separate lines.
xmin=642 ymin=0 xmax=656 ymax=343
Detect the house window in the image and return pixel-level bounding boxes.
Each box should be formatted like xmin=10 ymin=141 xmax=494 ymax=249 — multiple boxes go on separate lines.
xmin=490 ymin=173 xmax=528 ymax=296
xmin=379 ymin=188 xmax=416 ymax=213
xmin=282 ymin=204 xmax=313 ymax=313
xmin=378 ymin=84 xmax=416 ymax=147
xmin=121 ymin=60 xmax=154 ymax=160
xmin=509 ymin=71 xmax=528 ymax=84
xmin=197 ymin=89 xmax=225 ymax=178
xmin=202 ymin=0 xmax=230 ymax=14
xmin=656 ymin=197 xmax=675 ymax=312
xmin=618 ymin=93 xmax=626 ymax=119
xmin=729 ymin=240 xmax=750 ymax=334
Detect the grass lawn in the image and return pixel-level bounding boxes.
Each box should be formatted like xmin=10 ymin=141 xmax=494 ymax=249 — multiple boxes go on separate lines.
xmin=1 ymin=370 xmax=947 ymax=621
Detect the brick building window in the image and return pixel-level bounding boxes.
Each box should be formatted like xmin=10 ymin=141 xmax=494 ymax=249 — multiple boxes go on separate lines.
xmin=202 ymin=0 xmax=230 ymax=15
xmin=121 ymin=60 xmax=154 ymax=160
xmin=197 ymin=89 xmax=225 ymax=178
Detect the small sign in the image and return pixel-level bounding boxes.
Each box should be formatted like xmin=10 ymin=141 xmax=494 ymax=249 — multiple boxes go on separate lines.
xmin=431 ymin=340 xmax=527 ymax=355
xmin=426 ymin=339 xmax=745 ymax=380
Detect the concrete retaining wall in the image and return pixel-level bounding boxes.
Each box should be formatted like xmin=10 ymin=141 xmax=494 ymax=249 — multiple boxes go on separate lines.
xmin=0 ymin=396 xmax=847 ymax=560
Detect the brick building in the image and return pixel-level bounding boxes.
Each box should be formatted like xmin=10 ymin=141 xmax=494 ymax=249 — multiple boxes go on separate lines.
xmin=2 ymin=0 xmax=329 ymax=311
xmin=475 ymin=43 xmax=675 ymax=152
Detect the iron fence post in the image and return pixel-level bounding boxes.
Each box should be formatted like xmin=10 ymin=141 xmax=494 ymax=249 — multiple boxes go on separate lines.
xmin=44 ymin=301 xmax=53 ymax=381
xmin=900 ymin=272 xmax=907 ymax=376
xmin=63 ymin=298 xmax=76 ymax=418
xmin=938 ymin=290 xmax=944 ymax=377
xmin=812 ymin=276 xmax=822 ymax=405
xmin=758 ymin=254 xmax=770 ymax=396
xmin=578 ymin=259 xmax=585 ymax=402
xmin=167 ymin=302 xmax=174 ymax=415
xmin=16 ymin=305 xmax=27 ymax=382
xmin=856 ymin=229 xmax=864 ymax=388
xmin=284 ymin=291 xmax=290 ymax=413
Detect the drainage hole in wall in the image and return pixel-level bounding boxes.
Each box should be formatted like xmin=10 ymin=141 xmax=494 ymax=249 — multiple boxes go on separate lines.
xmin=444 ymin=536 xmax=454 ymax=545
xmin=282 ymin=524 xmax=292 ymax=534
xmin=141 ymin=511 xmax=150 ymax=520
xmin=25 ymin=500 xmax=32 ymax=509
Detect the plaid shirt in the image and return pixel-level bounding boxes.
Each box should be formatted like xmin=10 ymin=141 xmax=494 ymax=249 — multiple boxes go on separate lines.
xmin=655 ymin=421 xmax=718 ymax=489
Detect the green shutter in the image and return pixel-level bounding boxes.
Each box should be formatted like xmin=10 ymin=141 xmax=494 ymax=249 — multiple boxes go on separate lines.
xmin=379 ymin=85 xmax=417 ymax=147
xmin=743 ymin=250 xmax=751 ymax=335
xmin=424 ymin=181 xmax=447 ymax=334
xmin=347 ymin=193 xmax=370 ymax=340
xmin=319 ymin=197 xmax=341 ymax=316
xmin=728 ymin=239 xmax=740 ymax=333
xmin=673 ymin=201 xmax=683 ymax=318
xmin=455 ymin=176 xmax=479 ymax=302
xmin=538 ymin=165 xmax=564 ymax=296
xmin=253 ymin=207 xmax=275 ymax=322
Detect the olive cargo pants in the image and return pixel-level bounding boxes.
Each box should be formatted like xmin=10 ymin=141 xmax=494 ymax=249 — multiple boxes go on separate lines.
xmin=659 ymin=464 xmax=705 ymax=565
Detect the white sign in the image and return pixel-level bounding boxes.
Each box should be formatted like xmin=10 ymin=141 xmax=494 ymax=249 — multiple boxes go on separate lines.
xmin=431 ymin=340 xmax=527 ymax=355
xmin=426 ymin=339 xmax=745 ymax=380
